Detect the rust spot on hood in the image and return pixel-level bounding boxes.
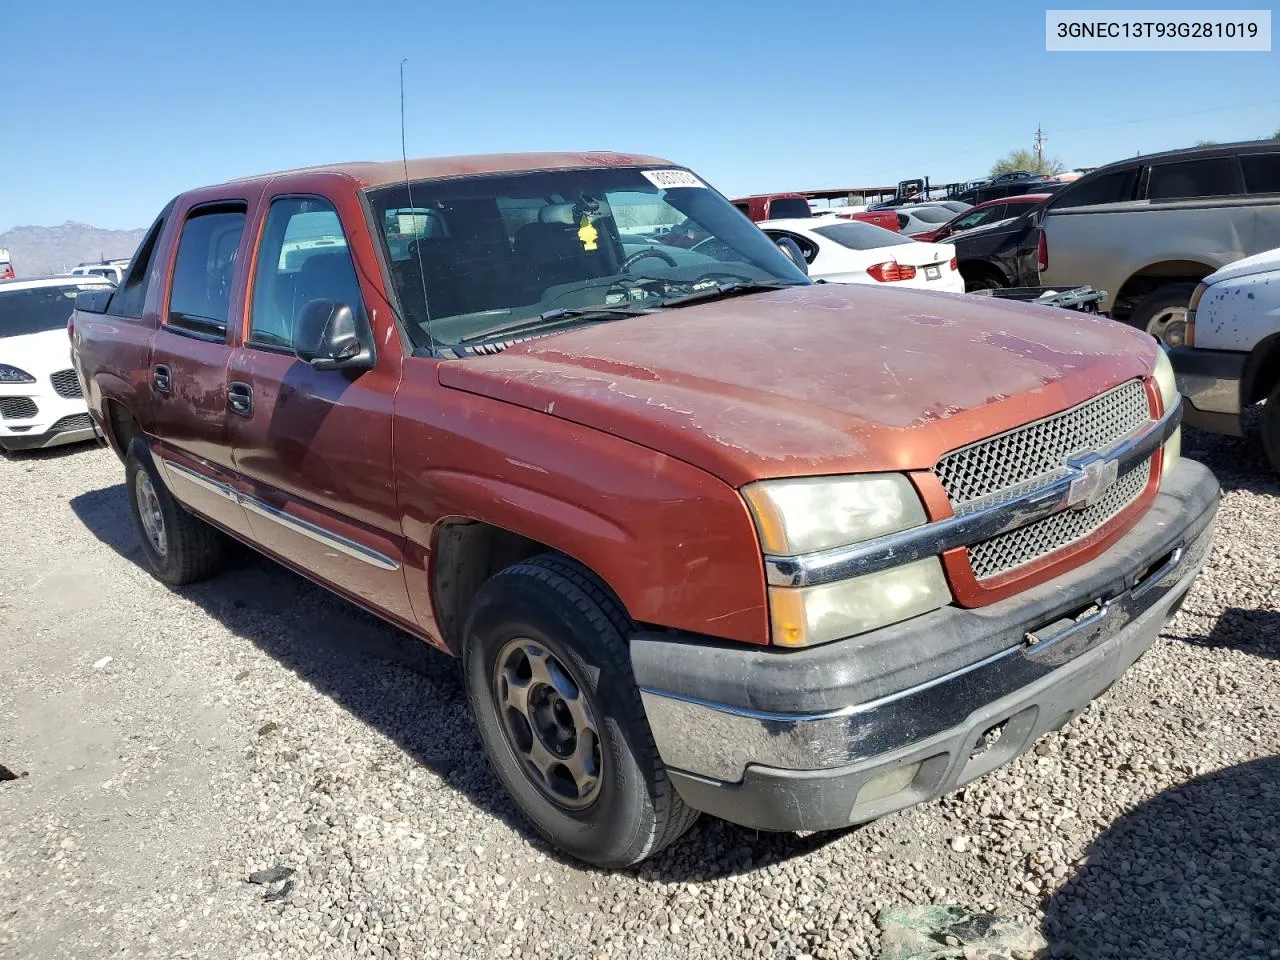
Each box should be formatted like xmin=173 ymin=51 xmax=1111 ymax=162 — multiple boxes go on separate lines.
xmin=439 ymin=285 xmax=1157 ymax=486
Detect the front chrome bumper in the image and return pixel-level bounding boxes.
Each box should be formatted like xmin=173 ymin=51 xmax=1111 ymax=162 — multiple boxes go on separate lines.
xmin=632 ymin=458 xmax=1219 ymax=831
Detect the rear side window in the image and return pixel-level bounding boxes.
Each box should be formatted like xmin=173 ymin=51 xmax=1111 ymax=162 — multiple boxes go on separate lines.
xmin=167 ymin=205 xmax=247 ymax=338
xmin=767 ymin=198 xmax=811 ymax=219
xmin=813 ymin=221 xmax=913 ymax=249
xmin=1147 ymin=158 xmax=1240 ymax=200
xmin=732 ymin=202 xmax=750 ymax=217
xmin=762 ymin=230 xmax=820 ymax=263
xmin=250 ymin=197 xmax=363 ymax=349
xmin=1052 ymin=169 xmax=1138 ymax=208
xmin=111 ymin=207 xmax=169 ymax=318
xmin=1240 ymin=153 xmax=1280 ymax=194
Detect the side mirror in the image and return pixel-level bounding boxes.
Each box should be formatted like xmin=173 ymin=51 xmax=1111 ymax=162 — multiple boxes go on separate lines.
xmin=74 ymin=289 xmax=113 ymax=315
xmin=293 ymin=299 xmax=375 ymax=372
xmin=775 ymin=236 xmax=809 ymax=275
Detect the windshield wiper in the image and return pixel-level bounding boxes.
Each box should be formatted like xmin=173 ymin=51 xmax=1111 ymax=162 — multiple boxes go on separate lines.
xmin=657 ymin=280 xmax=799 ymax=309
xmin=459 ymin=305 xmax=650 ymax=344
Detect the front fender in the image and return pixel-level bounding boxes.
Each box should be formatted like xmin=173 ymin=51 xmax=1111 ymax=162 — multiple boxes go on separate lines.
xmin=394 ymin=380 xmax=770 ymax=646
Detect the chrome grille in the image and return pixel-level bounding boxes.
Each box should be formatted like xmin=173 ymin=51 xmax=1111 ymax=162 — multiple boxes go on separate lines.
xmin=967 ymin=460 xmax=1151 ymax=580
xmin=0 ymin=397 xmax=38 ymax=420
xmin=51 ymin=369 xmax=83 ymax=399
xmin=935 ymin=380 xmax=1150 ymax=507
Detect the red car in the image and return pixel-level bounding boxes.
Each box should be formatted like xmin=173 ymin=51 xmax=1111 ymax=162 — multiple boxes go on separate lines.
xmin=912 ymin=193 xmax=1051 ymax=243
xmin=71 ymin=152 xmax=1212 ymax=868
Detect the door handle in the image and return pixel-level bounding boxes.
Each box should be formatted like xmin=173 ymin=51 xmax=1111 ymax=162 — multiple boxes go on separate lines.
xmin=152 ymin=364 xmax=172 ymax=395
xmin=227 ymin=381 xmax=254 ymax=417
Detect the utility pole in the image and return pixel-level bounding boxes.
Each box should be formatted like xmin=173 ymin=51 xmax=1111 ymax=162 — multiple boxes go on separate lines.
xmin=1033 ymin=123 xmax=1047 ymax=173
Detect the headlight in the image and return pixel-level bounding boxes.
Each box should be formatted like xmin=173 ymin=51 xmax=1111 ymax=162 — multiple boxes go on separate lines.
xmin=1151 ymin=350 xmax=1181 ymax=480
xmin=1187 ymin=281 xmax=1207 ymax=312
xmin=0 ymin=364 xmax=35 ymax=384
xmin=768 ymin=558 xmax=951 ymax=647
xmin=1162 ymin=427 xmax=1182 ymax=480
xmin=742 ymin=474 xmax=927 ymax=555
xmin=1152 ymin=348 xmax=1177 ymax=414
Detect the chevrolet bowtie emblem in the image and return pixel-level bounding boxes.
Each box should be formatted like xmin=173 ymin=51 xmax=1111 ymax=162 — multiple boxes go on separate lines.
xmin=1066 ymin=456 xmax=1119 ymax=510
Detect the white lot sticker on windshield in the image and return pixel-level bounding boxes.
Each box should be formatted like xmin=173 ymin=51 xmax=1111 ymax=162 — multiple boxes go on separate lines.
xmin=641 ymin=169 xmax=705 ymax=190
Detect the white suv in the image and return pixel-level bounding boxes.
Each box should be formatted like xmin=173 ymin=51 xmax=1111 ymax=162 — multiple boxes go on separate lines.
xmin=69 ymin=262 xmax=126 ymax=284
xmin=0 ymin=277 xmax=112 ymax=452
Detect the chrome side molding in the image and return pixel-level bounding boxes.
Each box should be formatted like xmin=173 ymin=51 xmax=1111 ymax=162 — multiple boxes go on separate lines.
xmin=159 ymin=457 xmax=401 ymax=572
xmin=766 ymin=395 xmax=1182 ymax=588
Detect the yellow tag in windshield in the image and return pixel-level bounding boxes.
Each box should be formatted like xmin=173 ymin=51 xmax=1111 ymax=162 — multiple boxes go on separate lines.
xmin=578 ymin=216 xmax=598 ymax=252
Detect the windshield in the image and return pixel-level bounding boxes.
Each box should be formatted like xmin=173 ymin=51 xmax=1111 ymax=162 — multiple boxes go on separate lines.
xmin=0 ymin=283 xmax=108 ymax=337
xmin=366 ymin=167 xmax=809 ymax=348
xmin=813 ymin=221 xmax=914 ymax=250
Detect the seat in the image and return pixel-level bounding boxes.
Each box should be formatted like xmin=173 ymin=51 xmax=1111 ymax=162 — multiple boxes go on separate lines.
xmin=513 ymin=204 xmax=601 ymax=296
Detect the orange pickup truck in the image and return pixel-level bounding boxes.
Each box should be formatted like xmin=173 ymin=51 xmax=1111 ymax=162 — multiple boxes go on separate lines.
xmin=71 ymin=152 xmax=1217 ymax=867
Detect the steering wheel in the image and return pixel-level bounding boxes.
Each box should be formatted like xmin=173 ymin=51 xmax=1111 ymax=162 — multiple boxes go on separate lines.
xmin=621 ymin=248 xmax=679 ymax=272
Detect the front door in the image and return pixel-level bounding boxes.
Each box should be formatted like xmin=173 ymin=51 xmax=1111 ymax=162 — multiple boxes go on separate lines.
xmin=148 ymin=201 xmax=253 ymax=537
xmin=225 ymin=194 xmax=413 ymax=622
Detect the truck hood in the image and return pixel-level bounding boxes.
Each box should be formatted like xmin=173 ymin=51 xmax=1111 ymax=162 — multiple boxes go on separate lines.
xmin=438 ymin=284 xmax=1157 ymax=487
xmin=1204 ymin=246 xmax=1280 ymax=286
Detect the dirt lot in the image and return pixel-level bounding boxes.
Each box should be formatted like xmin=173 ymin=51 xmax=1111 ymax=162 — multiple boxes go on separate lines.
xmin=1 ymin=429 xmax=1278 ymax=959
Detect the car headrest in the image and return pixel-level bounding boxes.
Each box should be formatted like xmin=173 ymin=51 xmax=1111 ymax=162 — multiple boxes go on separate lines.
xmin=539 ymin=203 xmax=577 ymax=225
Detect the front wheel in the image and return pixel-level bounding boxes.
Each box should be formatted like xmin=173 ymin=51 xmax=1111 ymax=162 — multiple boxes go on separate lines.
xmin=462 ymin=554 xmax=697 ymax=868
xmin=1262 ymin=382 xmax=1280 ymax=474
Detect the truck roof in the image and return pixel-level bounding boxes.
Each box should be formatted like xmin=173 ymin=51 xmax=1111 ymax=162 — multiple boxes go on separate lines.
xmin=222 ymin=151 xmax=675 ymax=191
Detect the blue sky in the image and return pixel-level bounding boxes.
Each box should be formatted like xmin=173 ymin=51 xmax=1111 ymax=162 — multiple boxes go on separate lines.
xmin=2 ymin=0 xmax=1277 ymax=231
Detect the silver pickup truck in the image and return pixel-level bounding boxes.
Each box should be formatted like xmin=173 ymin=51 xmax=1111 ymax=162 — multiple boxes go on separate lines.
xmin=1038 ymin=140 xmax=1280 ymax=343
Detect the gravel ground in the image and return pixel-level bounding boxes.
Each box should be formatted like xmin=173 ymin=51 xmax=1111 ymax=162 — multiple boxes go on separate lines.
xmin=1 ymin=428 xmax=1277 ymax=960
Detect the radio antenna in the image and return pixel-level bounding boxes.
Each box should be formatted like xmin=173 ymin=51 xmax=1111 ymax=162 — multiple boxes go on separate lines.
xmin=401 ymin=58 xmax=435 ymax=355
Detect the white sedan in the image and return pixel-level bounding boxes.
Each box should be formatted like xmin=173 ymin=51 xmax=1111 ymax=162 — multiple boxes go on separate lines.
xmin=1 ymin=276 xmax=112 ymax=453
xmin=760 ymin=217 xmax=964 ymax=293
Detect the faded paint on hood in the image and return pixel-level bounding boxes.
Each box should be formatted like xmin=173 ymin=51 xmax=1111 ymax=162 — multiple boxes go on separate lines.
xmin=438 ymin=285 xmax=1158 ymax=487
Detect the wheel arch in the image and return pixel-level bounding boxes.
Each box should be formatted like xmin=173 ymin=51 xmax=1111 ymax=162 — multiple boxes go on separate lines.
xmin=1112 ymin=259 xmax=1216 ymax=321
xmin=1243 ymin=332 xmax=1280 ymax=406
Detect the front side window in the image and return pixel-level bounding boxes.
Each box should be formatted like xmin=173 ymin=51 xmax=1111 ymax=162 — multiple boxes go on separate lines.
xmin=167 ymin=206 xmax=246 ymax=338
xmin=111 ymin=205 xmax=169 ymax=319
xmin=366 ymin=167 xmax=808 ymax=349
xmin=1147 ymin=158 xmax=1240 ymax=201
xmin=250 ymin=197 xmax=363 ymax=348
xmin=950 ymin=205 xmax=1006 ymax=231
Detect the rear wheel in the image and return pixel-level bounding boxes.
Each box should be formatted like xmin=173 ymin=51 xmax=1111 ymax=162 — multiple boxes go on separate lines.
xmin=462 ymin=554 xmax=697 ymax=868
xmin=962 ymin=267 xmax=1004 ymax=293
xmin=1125 ymin=283 xmax=1196 ymax=345
xmin=125 ymin=438 xmax=228 ymax=585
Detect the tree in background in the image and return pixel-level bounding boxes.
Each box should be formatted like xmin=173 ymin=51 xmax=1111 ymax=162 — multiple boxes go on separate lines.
xmin=990 ymin=148 xmax=1065 ymax=177
xmin=1194 ymin=139 xmax=1218 ymax=147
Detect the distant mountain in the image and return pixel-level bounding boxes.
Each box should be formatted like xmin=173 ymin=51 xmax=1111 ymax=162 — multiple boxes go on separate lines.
xmin=0 ymin=221 xmax=146 ymax=277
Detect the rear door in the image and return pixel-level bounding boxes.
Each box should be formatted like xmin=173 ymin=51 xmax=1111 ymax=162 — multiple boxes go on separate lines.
xmin=147 ymin=199 xmax=255 ymax=536
xmin=225 ymin=192 xmax=414 ymax=622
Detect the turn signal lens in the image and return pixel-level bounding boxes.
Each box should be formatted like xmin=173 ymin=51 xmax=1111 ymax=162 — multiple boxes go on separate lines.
xmin=767 ymin=558 xmax=951 ymax=647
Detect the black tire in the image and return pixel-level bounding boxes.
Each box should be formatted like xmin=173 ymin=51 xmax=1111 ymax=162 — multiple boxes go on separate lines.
xmin=962 ymin=267 xmax=1004 ymax=293
xmin=462 ymin=554 xmax=698 ymax=868
xmin=124 ymin=437 xmax=228 ymax=585
xmin=1125 ymin=283 xmax=1197 ymax=344
xmin=1262 ymin=382 xmax=1280 ymax=474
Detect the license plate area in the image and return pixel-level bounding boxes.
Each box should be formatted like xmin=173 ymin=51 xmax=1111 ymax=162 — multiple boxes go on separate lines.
xmin=925 ymin=265 xmax=941 ymax=280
